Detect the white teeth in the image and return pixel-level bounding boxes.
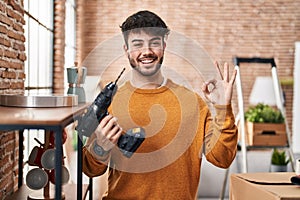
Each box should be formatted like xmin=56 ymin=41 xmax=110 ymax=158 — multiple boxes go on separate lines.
xmin=141 ymin=59 xmax=154 ymax=64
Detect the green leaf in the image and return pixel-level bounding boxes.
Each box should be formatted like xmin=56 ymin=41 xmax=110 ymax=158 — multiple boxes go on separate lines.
xmin=271 ymin=148 xmax=290 ymax=165
xmin=245 ymin=103 xmax=285 ymax=123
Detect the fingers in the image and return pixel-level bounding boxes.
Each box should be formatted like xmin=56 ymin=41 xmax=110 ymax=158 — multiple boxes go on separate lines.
xmin=201 ymin=82 xmax=209 ymax=94
xmin=105 ymin=124 xmax=123 ymax=144
xmin=201 ymin=81 xmax=217 ymax=104
xmin=214 ymin=61 xmax=223 ymax=80
xmin=99 ymin=114 xmax=114 ymax=128
xmin=230 ymin=68 xmax=237 ymax=84
xmin=214 ymin=61 xmax=235 ymax=83
xmin=101 ymin=115 xmax=119 ymax=134
xmin=201 ymin=79 xmax=217 ymax=94
xmin=224 ymin=62 xmax=229 ymax=82
xmin=95 ymin=114 xmax=123 ymax=147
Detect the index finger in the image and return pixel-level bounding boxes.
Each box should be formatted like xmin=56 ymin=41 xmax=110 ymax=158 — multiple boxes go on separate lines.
xmin=99 ymin=114 xmax=114 ymax=127
xmin=214 ymin=61 xmax=224 ymax=80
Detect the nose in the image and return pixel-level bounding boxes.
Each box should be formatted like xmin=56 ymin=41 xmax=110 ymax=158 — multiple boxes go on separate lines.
xmin=141 ymin=45 xmax=153 ymax=56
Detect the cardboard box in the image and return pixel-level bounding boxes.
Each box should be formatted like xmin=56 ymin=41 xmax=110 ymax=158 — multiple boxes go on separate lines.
xmin=245 ymin=122 xmax=288 ymax=146
xmin=230 ymin=172 xmax=300 ymax=200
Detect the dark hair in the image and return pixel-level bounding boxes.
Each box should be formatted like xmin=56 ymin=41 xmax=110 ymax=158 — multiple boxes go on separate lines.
xmin=120 ymin=10 xmax=170 ymax=46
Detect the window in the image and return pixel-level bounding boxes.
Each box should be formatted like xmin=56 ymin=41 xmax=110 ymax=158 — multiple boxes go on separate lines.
xmin=22 ymin=0 xmax=77 ymax=178
xmin=22 ymin=0 xmax=54 ymax=175
xmin=64 ymin=0 xmax=77 ymax=91
xmin=23 ymin=0 xmax=54 ymax=95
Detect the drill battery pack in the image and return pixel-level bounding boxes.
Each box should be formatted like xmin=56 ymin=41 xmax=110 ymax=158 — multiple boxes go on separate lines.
xmin=118 ymin=127 xmax=145 ymax=158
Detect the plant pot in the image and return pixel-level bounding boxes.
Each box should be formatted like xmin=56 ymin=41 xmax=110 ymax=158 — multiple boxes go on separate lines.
xmin=270 ymin=164 xmax=287 ymax=172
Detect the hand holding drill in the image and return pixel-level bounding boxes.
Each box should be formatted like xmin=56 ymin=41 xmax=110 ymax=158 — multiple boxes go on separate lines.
xmin=76 ymin=68 xmax=145 ymax=158
xmin=94 ymin=114 xmax=123 ymax=153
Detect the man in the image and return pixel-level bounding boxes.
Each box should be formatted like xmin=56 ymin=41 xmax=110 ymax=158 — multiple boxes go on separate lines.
xmin=82 ymin=10 xmax=238 ymax=199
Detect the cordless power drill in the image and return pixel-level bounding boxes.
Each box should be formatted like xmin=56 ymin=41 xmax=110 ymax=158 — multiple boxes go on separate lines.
xmin=76 ymin=68 xmax=145 ymax=158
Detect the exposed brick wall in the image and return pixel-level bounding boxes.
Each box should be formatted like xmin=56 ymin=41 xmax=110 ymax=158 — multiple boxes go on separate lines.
xmin=0 ymin=0 xmax=25 ymax=94
xmin=0 ymin=0 xmax=67 ymax=198
xmin=0 ymin=0 xmax=25 ymax=199
xmin=76 ymin=0 xmax=300 ymax=138
xmin=0 ymin=0 xmax=67 ymax=197
xmin=53 ymin=0 xmax=66 ymax=94
xmin=282 ymin=84 xmax=294 ymax=136
xmin=0 ymin=131 xmax=19 ymax=199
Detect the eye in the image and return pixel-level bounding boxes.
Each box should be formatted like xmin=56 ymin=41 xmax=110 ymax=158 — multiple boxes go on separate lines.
xmin=150 ymin=41 xmax=161 ymax=47
xmin=132 ymin=42 xmax=143 ymax=48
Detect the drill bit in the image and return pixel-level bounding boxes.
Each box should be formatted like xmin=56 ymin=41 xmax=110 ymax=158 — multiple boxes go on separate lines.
xmin=115 ymin=68 xmax=126 ymax=84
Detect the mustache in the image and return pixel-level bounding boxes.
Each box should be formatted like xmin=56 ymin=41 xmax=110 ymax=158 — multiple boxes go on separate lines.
xmin=138 ymin=54 xmax=158 ymax=60
xmin=127 ymin=55 xmax=164 ymax=69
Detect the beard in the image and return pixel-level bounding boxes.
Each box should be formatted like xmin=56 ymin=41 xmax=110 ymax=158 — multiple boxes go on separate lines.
xmin=128 ymin=55 xmax=164 ymax=77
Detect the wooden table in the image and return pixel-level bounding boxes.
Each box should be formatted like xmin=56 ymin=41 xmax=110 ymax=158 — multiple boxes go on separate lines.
xmin=0 ymin=104 xmax=88 ymax=200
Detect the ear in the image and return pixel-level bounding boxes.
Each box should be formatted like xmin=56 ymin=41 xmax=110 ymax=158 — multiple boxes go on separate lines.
xmin=163 ymin=42 xmax=166 ymax=50
xmin=163 ymin=35 xmax=168 ymax=50
xmin=123 ymin=44 xmax=129 ymax=56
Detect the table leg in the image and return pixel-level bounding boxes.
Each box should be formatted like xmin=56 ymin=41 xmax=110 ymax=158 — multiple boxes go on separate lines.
xmin=18 ymin=130 xmax=24 ymax=188
xmin=77 ymin=134 xmax=83 ymax=200
xmin=54 ymin=127 xmax=63 ymax=200
xmin=89 ymin=178 xmax=93 ymax=200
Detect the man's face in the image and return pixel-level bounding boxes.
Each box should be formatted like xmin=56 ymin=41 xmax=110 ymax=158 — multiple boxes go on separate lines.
xmin=124 ymin=31 xmax=166 ymax=77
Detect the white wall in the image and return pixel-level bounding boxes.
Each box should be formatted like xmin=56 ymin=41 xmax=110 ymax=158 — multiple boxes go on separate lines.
xmin=293 ymin=42 xmax=300 ymax=153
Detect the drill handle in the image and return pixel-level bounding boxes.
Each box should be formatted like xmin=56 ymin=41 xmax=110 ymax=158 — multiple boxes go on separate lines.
xmin=76 ymin=105 xmax=101 ymax=137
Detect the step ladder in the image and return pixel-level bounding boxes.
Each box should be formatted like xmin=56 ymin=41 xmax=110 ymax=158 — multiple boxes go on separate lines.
xmin=219 ymin=57 xmax=295 ymax=200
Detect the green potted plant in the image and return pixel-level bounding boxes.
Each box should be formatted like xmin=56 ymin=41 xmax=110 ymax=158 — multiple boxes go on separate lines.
xmin=245 ymin=103 xmax=284 ymax=123
xmin=270 ymin=148 xmax=290 ymax=172
xmin=244 ymin=103 xmax=287 ymax=146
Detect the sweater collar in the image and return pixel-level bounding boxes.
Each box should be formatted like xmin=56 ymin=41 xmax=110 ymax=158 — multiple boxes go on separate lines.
xmin=124 ymin=79 xmax=173 ymax=94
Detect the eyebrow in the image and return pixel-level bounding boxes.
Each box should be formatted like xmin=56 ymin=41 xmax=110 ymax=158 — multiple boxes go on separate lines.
xmin=149 ymin=37 xmax=162 ymax=42
xmin=131 ymin=37 xmax=162 ymax=43
xmin=131 ymin=39 xmax=143 ymax=43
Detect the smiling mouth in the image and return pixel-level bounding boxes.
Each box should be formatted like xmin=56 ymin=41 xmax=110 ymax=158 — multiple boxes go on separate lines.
xmin=139 ymin=57 xmax=157 ymax=64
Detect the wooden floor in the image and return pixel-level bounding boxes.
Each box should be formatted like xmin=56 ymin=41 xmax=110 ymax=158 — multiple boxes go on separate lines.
xmin=5 ymin=184 xmax=88 ymax=200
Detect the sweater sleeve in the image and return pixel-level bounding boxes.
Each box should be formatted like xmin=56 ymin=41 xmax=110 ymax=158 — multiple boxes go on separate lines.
xmin=203 ymin=104 xmax=238 ymax=168
xmin=82 ymin=135 xmax=109 ymax=177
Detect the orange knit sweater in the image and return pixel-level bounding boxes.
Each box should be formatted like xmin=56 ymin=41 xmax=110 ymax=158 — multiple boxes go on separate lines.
xmin=82 ymin=79 xmax=238 ymax=200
